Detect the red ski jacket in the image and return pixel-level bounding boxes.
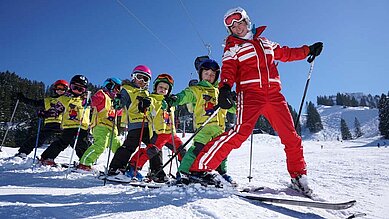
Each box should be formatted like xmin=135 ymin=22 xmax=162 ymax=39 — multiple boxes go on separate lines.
xmin=220 ymin=26 xmax=310 ymax=92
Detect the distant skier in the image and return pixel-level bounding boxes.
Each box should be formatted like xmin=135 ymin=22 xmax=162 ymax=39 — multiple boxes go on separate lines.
xmin=13 ymin=79 xmax=69 ymax=158
xmin=190 ymin=7 xmax=323 ymax=196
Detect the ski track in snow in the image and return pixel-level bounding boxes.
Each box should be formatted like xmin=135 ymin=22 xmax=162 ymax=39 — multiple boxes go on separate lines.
xmin=1 ymin=106 xmax=388 ymax=218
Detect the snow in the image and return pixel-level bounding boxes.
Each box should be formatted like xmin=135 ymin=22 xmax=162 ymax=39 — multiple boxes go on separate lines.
xmin=1 ymin=106 xmax=389 ymax=218
xmin=303 ymin=105 xmax=379 ymax=140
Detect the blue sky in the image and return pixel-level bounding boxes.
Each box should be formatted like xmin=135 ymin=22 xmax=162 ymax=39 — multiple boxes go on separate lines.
xmin=1 ymin=0 xmax=388 ymax=110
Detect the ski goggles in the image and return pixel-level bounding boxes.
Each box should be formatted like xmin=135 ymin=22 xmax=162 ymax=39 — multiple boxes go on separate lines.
xmin=55 ymin=85 xmax=67 ymax=91
xmin=200 ymin=61 xmax=219 ymax=72
xmin=134 ymin=73 xmax=150 ymax=83
xmin=70 ymin=84 xmax=87 ymax=93
xmin=112 ymin=84 xmax=121 ymax=93
xmin=224 ymin=12 xmax=244 ymax=27
xmin=156 ymin=73 xmax=174 ymax=84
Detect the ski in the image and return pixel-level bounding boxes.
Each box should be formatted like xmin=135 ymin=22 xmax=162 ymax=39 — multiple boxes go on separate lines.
xmin=235 ymin=192 xmax=356 ymax=210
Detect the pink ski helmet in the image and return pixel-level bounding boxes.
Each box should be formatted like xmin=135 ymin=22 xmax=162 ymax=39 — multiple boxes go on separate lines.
xmin=132 ymin=65 xmax=152 ymax=82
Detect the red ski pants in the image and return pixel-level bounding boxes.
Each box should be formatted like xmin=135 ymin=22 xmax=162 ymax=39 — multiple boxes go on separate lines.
xmin=130 ymin=133 xmax=184 ymax=169
xmin=191 ymin=88 xmax=307 ymax=178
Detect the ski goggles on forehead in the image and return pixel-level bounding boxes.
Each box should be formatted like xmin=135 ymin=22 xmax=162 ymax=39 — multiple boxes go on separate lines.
xmin=134 ymin=73 xmax=150 ymax=83
xmin=70 ymin=84 xmax=86 ymax=93
xmin=224 ymin=12 xmax=244 ymax=27
xmin=157 ymin=74 xmax=174 ymax=84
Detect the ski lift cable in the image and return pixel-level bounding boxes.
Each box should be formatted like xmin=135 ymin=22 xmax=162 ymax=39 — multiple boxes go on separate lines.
xmin=177 ymin=0 xmax=212 ymax=56
xmin=116 ymin=0 xmax=183 ymax=64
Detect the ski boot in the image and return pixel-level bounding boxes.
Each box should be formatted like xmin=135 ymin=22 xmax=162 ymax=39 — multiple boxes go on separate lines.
xmin=221 ymin=173 xmax=238 ymax=187
xmin=175 ymin=171 xmax=190 ymax=185
xmin=291 ymin=174 xmax=313 ymax=198
xmin=125 ymin=166 xmax=144 ymax=181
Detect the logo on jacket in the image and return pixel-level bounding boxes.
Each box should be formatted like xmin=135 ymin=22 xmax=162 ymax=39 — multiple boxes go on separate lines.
xmin=203 ymin=94 xmax=215 ymax=116
xmin=163 ymin=110 xmax=170 ymax=125
xmin=107 ymin=109 xmax=116 ymax=122
xmin=68 ymin=104 xmax=78 ymax=120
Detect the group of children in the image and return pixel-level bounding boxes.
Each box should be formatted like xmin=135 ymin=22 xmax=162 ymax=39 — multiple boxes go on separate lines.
xmin=15 ymin=58 xmax=236 ymax=185
xmin=13 ymin=6 xmax=323 ymax=195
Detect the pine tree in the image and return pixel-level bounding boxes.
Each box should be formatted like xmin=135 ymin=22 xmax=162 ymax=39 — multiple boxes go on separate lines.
xmin=378 ymin=93 xmax=389 ymax=139
xmin=340 ymin=118 xmax=352 ymax=140
xmin=354 ymin=117 xmax=363 ymax=138
xmin=359 ymin=97 xmax=367 ymax=107
xmin=288 ymin=103 xmax=301 ymax=135
xmin=306 ymin=101 xmax=323 ymax=133
xmin=256 ymin=115 xmax=275 ymax=135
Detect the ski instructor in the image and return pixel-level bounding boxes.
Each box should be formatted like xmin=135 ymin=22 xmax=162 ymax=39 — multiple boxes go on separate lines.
xmin=190 ymin=7 xmax=323 ymax=196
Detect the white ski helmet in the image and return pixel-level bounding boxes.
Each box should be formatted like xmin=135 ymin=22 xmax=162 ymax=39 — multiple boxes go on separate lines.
xmin=223 ymin=7 xmax=251 ymax=34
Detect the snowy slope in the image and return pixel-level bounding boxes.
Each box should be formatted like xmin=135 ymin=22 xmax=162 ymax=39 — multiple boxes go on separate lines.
xmin=1 ymin=133 xmax=388 ymax=219
xmin=302 ymin=105 xmax=379 ymax=141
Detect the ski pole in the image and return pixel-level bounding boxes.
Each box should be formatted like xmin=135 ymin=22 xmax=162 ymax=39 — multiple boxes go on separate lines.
xmin=32 ymin=117 xmax=43 ymax=170
xmin=247 ymin=131 xmax=254 ymax=182
xmin=169 ymin=108 xmax=179 ymax=172
xmin=66 ymin=91 xmax=92 ymax=177
xmin=133 ymin=108 xmax=148 ymax=178
xmin=153 ymin=107 xmax=221 ymax=177
xmin=104 ymin=109 xmax=119 ymax=186
xmin=168 ymin=149 xmax=174 ymax=177
xmin=0 ymin=99 xmax=20 ymax=152
xmin=294 ymin=61 xmax=315 ymax=129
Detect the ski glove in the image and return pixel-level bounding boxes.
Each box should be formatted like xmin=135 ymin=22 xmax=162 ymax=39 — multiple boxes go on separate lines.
xmin=307 ymin=42 xmax=323 ymax=63
xmin=137 ymin=97 xmax=151 ymax=113
xmin=37 ymin=110 xmax=47 ymax=118
xmin=112 ymin=94 xmax=122 ymax=110
xmin=218 ymin=84 xmax=234 ymax=109
xmin=165 ymin=94 xmax=178 ymax=109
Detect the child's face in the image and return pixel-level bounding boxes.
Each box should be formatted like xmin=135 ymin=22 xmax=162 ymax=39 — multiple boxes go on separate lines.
xmin=202 ymin=69 xmax=216 ymax=84
xmin=156 ymin=82 xmax=170 ymax=95
xmin=230 ymin=20 xmax=249 ymax=37
xmin=133 ymin=73 xmax=149 ymax=89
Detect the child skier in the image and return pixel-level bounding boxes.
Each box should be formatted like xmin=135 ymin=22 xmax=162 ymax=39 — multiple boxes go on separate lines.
xmin=107 ymin=65 xmax=167 ymax=182
xmin=77 ymin=77 xmax=123 ymax=171
xmin=14 ymin=79 xmax=69 ymax=158
xmin=39 ymin=75 xmax=91 ymax=166
xmin=168 ymin=59 xmax=236 ymax=185
xmin=126 ymin=73 xmax=186 ymax=181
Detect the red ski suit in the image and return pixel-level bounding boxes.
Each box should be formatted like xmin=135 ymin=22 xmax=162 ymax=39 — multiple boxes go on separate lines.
xmin=191 ymin=26 xmax=310 ymax=178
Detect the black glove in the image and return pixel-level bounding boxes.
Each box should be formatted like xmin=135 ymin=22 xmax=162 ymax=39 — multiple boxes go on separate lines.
xmin=307 ymin=42 xmax=323 ymax=63
xmin=37 ymin=110 xmax=47 ymax=118
xmin=218 ymin=84 xmax=234 ymax=109
xmin=112 ymin=94 xmax=122 ymax=110
xmin=137 ymin=97 xmax=151 ymax=113
xmin=231 ymin=91 xmax=237 ymax=102
xmin=189 ymin=79 xmax=199 ymax=86
xmin=165 ymin=94 xmax=178 ymax=108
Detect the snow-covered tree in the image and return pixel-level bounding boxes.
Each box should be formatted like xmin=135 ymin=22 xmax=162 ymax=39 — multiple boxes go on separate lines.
xmin=378 ymin=93 xmax=389 ymax=139
xmin=340 ymin=118 xmax=352 ymax=140
xmin=354 ymin=117 xmax=363 ymax=138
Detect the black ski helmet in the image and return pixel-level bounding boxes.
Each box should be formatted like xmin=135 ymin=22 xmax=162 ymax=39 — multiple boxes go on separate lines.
xmin=70 ymin=75 xmax=88 ymax=88
xmin=197 ymin=59 xmax=220 ymax=85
